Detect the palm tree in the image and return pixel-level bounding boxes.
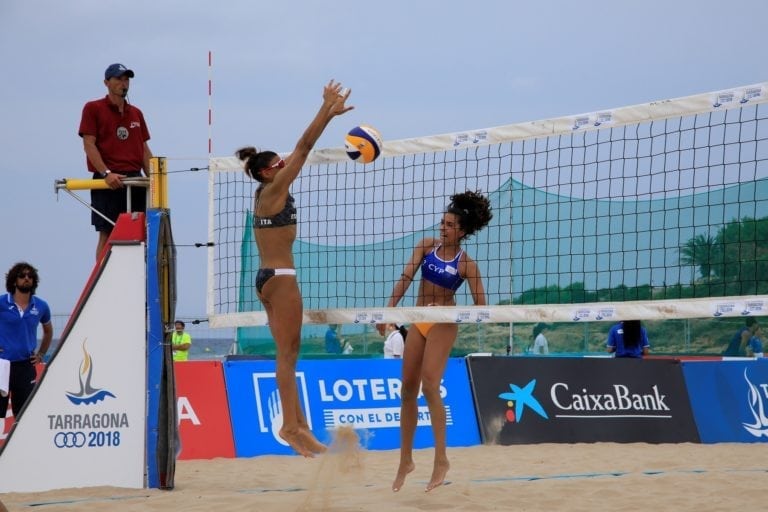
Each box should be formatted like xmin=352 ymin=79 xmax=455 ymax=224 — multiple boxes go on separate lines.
xmin=679 ymin=234 xmax=718 ymax=281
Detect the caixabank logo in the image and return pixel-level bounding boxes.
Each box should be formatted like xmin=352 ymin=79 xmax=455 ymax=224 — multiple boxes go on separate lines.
xmin=498 ymin=379 xmax=549 ymax=423
xmin=498 ymin=378 xmax=672 ymax=424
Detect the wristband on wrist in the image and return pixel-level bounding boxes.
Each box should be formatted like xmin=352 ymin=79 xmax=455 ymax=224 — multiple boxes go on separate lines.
xmin=100 ymin=169 xmax=112 ymax=178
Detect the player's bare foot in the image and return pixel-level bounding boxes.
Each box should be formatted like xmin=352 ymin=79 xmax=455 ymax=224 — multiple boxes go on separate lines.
xmin=392 ymin=460 xmax=415 ymax=492
xmin=425 ymin=459 xmax=450 ymax=492
xmin=299 ymin=428 xmax=327 ymax=454
xmin=280 ymin=428 xmax=314 ymax=458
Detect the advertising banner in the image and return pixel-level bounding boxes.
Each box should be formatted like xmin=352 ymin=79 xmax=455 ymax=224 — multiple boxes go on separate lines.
xmin=682 ymin=360 xmax=768 ymax=443
xmin=223 ymin=357 xmax=479 ymax=457
xmin=467 ymin=356 xmax=699 ymax=444
xmin=0 ymin=244 xmax=148 ymax=492
xmin=175 ymin=361 xmax=236 ymax=460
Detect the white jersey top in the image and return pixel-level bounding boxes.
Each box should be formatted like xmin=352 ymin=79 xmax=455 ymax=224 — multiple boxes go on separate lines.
xmin=384 ymin=331 xmax=405 ymax=358
xmin=532 ymin=333 xmax=549 ymax=355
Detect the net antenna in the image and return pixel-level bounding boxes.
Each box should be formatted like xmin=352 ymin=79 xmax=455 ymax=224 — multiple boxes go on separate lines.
xmin=207 ymin=83 xmax=768 ymax=329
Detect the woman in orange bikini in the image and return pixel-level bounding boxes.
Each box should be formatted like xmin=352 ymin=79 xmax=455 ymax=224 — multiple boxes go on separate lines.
xmin=379 ymin=190 xmax=492 ymax=492
xmin=236 ymin=80 xmax=353 ymax=457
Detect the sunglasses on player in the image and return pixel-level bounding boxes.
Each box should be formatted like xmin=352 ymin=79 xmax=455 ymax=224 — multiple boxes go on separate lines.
xmin=261 ymin=159 xmax=285 ymax=172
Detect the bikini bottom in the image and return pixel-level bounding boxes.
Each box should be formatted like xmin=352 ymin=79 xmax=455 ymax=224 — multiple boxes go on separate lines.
xmin=255 ymin=268 xmax=296 ymax=294
xmin=413 ymin=322 xmax=435 ymax=337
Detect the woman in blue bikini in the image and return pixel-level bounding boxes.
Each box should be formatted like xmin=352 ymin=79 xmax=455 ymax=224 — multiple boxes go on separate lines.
xmin=236 ymin=80 xmax=353 ymax=457
xmin=380 ymin=190 xmax=492 ymax=492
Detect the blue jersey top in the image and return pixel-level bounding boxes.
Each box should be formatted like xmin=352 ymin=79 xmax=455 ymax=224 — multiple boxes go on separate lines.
xmin=0 ymin=293 xmax=51 ymax=362
xmin=747 ymin=336 xmax=763 ymax=355
xmin=606 ymin=322 xmax=650 ymax=358
xmin=324 ymin=328 xmax=342 ymax=354
xmin=421 ymin=245 xmax=465 ymax=291
xmin=724 ymin=327 xmax=750 ymax=356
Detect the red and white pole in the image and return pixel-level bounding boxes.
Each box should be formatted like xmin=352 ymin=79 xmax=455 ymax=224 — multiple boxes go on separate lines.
xmin=208 ymin=50 xmax=213 ymax=157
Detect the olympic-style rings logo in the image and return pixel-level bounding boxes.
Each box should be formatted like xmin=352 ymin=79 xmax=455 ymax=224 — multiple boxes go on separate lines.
xmin=54 ymin=431 xmax=86 ymax=448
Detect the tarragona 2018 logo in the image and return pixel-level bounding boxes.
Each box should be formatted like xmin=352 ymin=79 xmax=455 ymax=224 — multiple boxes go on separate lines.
xmin=498 ymin=379 xmax=549 ymax=423
xmin=742 ymin=369 xmax=768 ymax=438
xmin=65 ymin=341 xmax=116 ymax=405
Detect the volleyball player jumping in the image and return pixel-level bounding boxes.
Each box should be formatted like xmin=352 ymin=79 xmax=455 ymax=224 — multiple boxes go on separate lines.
xmin=236 ymin=80 xmax=353 ymax=457
xmin=379 ymin=190 xmax=492 ymax=491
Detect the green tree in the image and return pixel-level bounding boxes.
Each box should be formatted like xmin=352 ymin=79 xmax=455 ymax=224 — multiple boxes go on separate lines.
xmin=679 ymin=233 xmax=718 ymax=281
xmin=715 ymin=216 xmax=768 ymax=294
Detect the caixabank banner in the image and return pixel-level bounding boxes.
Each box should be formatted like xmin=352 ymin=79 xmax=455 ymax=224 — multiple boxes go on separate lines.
xmin=682 ymin=360 xmax=768 ymax=443
xmin=223 ymin=357 xmax=480 ymax=457
xmin=467 ymin=356 xmax=700 ymax=444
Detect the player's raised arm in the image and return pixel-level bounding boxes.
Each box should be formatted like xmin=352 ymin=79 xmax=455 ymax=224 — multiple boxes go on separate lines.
xmin=275 ymin=80 xmax=353 ymax=190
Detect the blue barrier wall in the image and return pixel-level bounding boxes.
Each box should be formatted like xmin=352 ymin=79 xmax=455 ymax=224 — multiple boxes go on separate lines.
xmin=682 ymin=360 xmax=768 ymax=443
xmin=223 ymin=357 xmax=480 ymax=457
xmin=212 ymin=356 xmax=768 ymax=459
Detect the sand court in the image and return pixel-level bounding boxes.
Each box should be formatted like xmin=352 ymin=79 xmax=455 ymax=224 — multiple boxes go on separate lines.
xmin=2 ymin=439 xmax=766 ymax=512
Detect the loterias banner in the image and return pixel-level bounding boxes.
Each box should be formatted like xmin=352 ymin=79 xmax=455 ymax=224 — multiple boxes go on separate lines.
xmin=467 ymin=356 xmax=700 ymax=444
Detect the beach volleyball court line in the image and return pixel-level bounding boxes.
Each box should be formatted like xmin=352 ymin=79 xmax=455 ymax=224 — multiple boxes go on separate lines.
xmin=237 ymin=483 xmax=376 ymax=494
xmin=20 ymin=494 xmax=151 ymax=508
xmin=471 ymin=467 xmax=768 ymax=484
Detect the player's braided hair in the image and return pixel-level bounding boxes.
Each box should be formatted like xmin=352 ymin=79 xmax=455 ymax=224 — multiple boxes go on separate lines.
xmin=446 ymin=190 xmax=493 ymax=239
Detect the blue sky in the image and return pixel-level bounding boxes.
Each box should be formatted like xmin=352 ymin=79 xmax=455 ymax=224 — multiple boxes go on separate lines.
xmin=0 ymin=0 xmax=765 ymax=321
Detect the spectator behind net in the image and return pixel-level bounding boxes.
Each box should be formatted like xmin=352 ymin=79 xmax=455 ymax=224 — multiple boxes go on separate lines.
xmin=606 ymin=320 xmax=650 ymax=358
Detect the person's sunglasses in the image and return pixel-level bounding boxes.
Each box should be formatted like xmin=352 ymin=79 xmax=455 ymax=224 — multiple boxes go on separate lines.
xmin=261 ymin=159 xmax=285 ymax=172
xmin=18 ymin=272 xmax=34 ymax=279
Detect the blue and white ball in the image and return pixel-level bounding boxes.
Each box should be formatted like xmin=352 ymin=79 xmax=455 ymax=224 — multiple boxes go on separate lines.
xmin=345 ymin=125 xmax=383 ymax=164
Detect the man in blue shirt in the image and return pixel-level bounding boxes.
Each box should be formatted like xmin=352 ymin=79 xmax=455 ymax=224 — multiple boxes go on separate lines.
xmin=324 ymin=324 xmax=343 ymax=354
xmin=746 ymin=324 xmax=764 ymax=358
xmin=724 ymin=317 xmax=759 ymax=357
xmin=606 ymin=320 xmax=650 ymax=358
xmin=0 ymin=262 xmax=53 ymax=419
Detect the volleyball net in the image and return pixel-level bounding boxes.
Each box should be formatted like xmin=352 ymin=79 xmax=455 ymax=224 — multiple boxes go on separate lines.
xmin=207 ymin=82 xmax=768 ymax=354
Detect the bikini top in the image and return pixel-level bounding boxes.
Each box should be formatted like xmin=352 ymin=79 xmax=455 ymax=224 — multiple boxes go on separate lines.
xmin=421 ymin=244 xmax=465 ymax=291
xmin=254 ymin=193 xmax=297 ymax=229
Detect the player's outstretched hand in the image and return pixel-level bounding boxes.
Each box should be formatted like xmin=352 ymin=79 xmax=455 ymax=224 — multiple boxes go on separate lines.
xmin=323 ymin=79 xmax=354 ymax=117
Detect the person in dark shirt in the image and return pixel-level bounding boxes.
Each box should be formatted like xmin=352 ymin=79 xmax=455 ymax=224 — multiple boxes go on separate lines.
xmin=79 ymin=63 xmax=153 ymax=260
xmin=724 ymin=317 xmax=759 ymax=357
xmin=606 ymin=320 xmax=650 ymax=358
xmin=324 ymin=324 xmax=343 ymax=354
